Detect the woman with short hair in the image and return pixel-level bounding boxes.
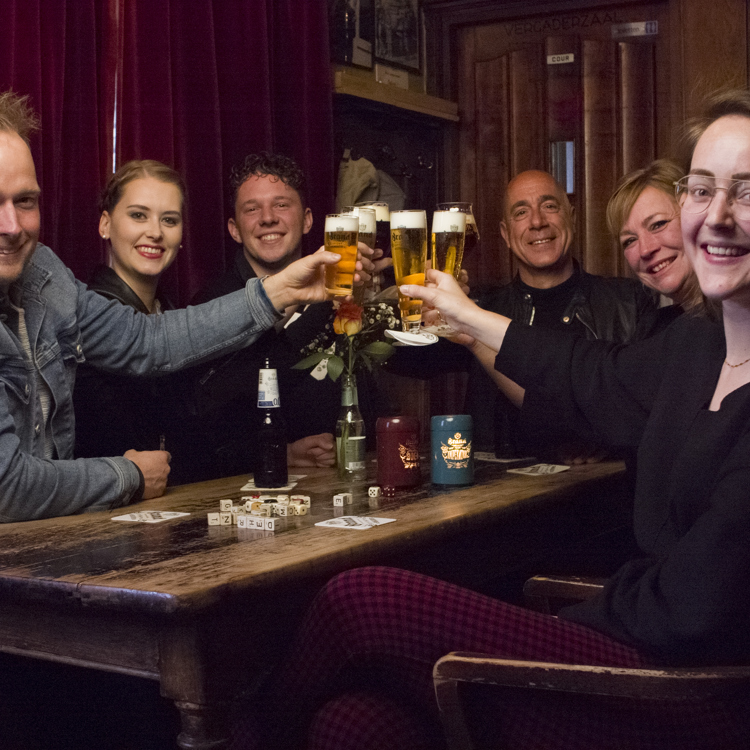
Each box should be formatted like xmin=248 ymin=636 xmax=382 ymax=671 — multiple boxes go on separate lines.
xmin=608 ymin=158 xmax=699 ymax=318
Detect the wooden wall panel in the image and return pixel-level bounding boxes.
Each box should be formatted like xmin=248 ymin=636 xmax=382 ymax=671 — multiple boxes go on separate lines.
xmin=509 ymin=45 xmax=546 ymax=175
xmin=619 ymin=42 xmax=656 ymax=177
xmin=676 ymin=0 xmax=748 ymax=119
xmin=451 ymin=1 xmax=674 ymax=285
xmin=457 ymin=27 xmax=477 ymax=211
xmin=582 ymin=39 xmax=618 ymax=277
xmin=472 ymin=56 xmax=511 ymax=287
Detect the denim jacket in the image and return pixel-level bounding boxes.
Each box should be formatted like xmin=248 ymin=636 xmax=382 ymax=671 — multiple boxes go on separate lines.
xmin=0 ymin=244 xmax=279 ymax=522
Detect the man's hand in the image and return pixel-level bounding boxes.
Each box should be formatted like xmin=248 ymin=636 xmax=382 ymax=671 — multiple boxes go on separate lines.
xmin=354 ymin=241 xmax=377 ymax=287
xmin=554 ymin=443 xmax=609 ymax=466
xmin=124 ymin=449 xmax=171 ymax=500
xmin=287 ymin=433 xmax=336 ymax=468
xmin=262 ymin=249 xmax=341 ymax=311
xmin=456 ymin=268 xmax=470 ymax=296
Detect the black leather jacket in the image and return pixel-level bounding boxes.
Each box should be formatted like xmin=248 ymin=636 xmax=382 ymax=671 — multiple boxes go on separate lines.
xmin=73 ymin=266 xmax=179 ymax=469
xmin=389 ymin=263 xmax=661 ymax=455
xmin=478 ymin=266 xmax=659 ymax=343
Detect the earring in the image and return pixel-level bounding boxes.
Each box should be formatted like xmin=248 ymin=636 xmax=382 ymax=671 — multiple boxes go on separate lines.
xmin=101 ymin=234 xmax=108 ymax=240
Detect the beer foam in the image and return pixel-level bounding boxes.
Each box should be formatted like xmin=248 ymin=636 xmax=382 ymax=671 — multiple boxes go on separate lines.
xmin=325 ymin=214 xmax=359 ymax=233
xmin=356 ymin=202 xmax=390 ymax=222
xmin=351 ymin=208 xmax=376 ymax=234
xmin=432 ymin=210 xmax=466 ymax=233
xmin=390 ymin=210 xmax=426 ymax=229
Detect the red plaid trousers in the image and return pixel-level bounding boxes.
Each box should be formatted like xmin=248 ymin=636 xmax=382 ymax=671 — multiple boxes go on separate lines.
xmin=232 ymin=566 xmax=748 ymax=750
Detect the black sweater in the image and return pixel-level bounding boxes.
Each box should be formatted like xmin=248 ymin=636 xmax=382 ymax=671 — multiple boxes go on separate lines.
xmin=497 ymin=313 xmax=750 ymax=665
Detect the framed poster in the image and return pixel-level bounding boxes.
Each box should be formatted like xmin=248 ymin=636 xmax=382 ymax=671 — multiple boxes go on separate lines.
xmin=374 ymin=0 xmax=420 ymax=74
xmin=330 ymin=0 xmax=374 ymax=69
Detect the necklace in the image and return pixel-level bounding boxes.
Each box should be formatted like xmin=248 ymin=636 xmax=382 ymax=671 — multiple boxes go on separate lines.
xmin=724 ymin=355 xmax=750 ymax=368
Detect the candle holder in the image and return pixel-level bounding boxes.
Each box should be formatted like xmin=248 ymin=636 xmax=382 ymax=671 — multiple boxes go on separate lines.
xmin=376 ymin=416 xmax=421 ymax=495
xmin=431 ymin=415 xmax=474 ymax=487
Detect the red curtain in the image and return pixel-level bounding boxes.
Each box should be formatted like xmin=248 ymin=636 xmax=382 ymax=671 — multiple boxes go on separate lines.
xmin=0 ymin=0 xmax=334 ymax=305
xmin=115 ymin=0 xmax=334 ymax=304
xmin=0 ymin=0 xmax=105 ymax=282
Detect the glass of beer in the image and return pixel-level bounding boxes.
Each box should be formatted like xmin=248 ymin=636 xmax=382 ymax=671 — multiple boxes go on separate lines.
xmin=342 ymin=206 xmax=376 ymax=249
xmin=342 ymin=206 xmax=376 ymax=302
xmin=436 ymin=202 xmax=480 ymax=260
xmin=324 ymin=213 xmax=359 ymax=297
xmin=355 ymin=201 xmax=390 ymax=256
xmin=431 ymin=209 xmax=466 ymax=279
xmin=390 ymin=209 xmax=427 ymax=333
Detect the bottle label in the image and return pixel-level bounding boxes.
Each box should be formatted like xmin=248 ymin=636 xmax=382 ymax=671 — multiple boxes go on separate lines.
xmin=439 ymin=431 xmax=472 ymax=468
xmin=258 ymin=368 xmax=280 ymax=408
xmin=338 ymin=435 xmax=366 ymax=470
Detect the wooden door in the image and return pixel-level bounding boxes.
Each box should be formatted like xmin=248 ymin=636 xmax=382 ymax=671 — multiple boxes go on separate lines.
xmin=457 ymin=3 xmax=672 ymax=290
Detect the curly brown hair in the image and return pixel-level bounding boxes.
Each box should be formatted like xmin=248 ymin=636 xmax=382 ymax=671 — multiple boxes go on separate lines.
xmin=228 ymin=152 xmax=306 ymax=212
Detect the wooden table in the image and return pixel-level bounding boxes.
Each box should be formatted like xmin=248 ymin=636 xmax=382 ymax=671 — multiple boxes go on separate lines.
xmin=0 ymin=459 xmax=626 ymax=749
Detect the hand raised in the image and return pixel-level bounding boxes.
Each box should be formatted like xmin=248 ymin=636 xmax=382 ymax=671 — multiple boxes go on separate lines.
xmin=262 ymin=249 xmax=341 ymax=311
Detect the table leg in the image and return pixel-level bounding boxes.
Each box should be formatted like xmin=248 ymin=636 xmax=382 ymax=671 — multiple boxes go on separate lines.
xmin=174 ymin=700 xmax=229 ymax=750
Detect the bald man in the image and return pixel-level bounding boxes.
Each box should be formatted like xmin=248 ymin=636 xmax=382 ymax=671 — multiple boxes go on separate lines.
xmin=391 ymin=170 xmax=659 ymax=461
xmin=470 ymin=170 xmax=660 ymax=460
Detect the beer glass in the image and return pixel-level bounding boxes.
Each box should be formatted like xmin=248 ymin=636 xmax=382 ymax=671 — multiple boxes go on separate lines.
xmin=436 ymin=202 xmax=480 ymax=260
xmin=355 ymin=201 xmax=390 ymax=257
xmin=390 ymin=209 xmax=427 ymax=333
xmin=324 ymin=213 xmax=359 ymax=297
xmin=431 ymin=209 xmax=466 ymax=279
xmin=341 ymin=206 xmax=376 ymax=249
xmin=342 ymin=206 xmax=376 ymax=302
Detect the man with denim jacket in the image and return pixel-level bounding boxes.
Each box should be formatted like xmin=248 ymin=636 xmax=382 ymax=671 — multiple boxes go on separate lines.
xmin=0 ymin=92 xmax=336 ymax=522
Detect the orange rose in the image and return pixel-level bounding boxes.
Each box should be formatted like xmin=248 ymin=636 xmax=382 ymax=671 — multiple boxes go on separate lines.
xmin=333 ymin=301 xmax=363 ymax=336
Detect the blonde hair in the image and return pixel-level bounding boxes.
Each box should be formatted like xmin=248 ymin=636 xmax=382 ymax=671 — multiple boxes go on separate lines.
xmin=607 ymin=159 xmax=704 ymax=312
xmin=0 ymin=91 xmax=40 ymax=144
xmin=100 ymin=160 xmax=185 ymax=214
xmin=606 ymin=159 xmax=684 ymax=238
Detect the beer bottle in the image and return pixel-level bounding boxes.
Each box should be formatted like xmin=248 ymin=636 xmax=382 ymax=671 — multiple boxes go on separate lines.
xmin=255 ymin=358 xmax=288 ymax=488
xmin=336 ymin=373 xmax=366 ymax=479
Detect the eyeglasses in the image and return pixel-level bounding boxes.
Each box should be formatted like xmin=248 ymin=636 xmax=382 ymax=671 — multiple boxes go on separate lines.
xmin=674 ymin=175 xmax=750 ymax=219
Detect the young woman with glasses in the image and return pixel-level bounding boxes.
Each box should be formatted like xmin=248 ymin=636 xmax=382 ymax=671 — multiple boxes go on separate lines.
xmin=239 ymin=91 xmax=750 ymax=750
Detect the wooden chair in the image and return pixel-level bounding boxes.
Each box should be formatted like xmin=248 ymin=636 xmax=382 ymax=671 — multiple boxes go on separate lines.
xmin=432 ymin=576 xmax=750 ymax=750
xmin=521 ymin=573 xmax=607 ymax=614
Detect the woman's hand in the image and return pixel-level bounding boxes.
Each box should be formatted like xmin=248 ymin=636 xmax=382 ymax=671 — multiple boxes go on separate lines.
xmin=400 ymin=269 xmax=511 ymax=352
